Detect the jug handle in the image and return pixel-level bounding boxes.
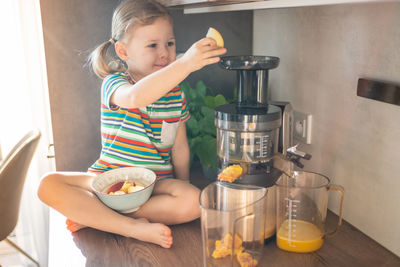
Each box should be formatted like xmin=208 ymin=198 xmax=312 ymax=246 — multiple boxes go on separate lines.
xmin=325 ymin=184 xmax=345 ymax=237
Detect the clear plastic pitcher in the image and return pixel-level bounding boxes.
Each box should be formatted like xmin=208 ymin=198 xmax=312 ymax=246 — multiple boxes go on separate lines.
xmin=200 ymin=182 xmax=267 ymax=267
xmin=275 ymin=171 xmax=344 ymax=253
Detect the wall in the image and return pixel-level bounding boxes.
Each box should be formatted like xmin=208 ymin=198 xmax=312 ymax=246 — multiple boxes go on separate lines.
xmin=40 ymin=0 xmax=252 ymax=171
xmin=254 ymin=1 xmax=400 ymax=255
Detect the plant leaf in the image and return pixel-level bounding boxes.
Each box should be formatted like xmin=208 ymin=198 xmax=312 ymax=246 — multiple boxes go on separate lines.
xmin=200 ymin=106 xmax=214 ymax=118
xmin=195 ymin=136 xmax=217 ymax=171
xmin=181 ymin=82 xmax=193 ymax=101
xmin=186 ymin=117 xmax=199 ymax=137
xmin=192 ymin=96 xmax=205 ymax=111
xmin=199 ymin=120 xmax=216 ymax=136
xmin=191 ymin=106 xmax=214 ymax=136
xmin=180 ymin=81 xmax=190 ymax=92
xmin=204 ymin=95 xmax=215 ymax=108
xmin=196 ymin=80 xmax=207 ymax=97
xmin=214 ymin=94 xmax=228 ymax=106
xmin=183 ymin=80 xmax=220 ymax=172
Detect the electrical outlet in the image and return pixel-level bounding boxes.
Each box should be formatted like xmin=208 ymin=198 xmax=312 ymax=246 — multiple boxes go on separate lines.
xmin=293 ymin=110 xmax=312 ymax=144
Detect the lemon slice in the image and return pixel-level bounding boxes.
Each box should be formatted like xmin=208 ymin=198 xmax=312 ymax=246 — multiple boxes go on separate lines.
xmin=206 ymin=27 xmax=224 ymax=47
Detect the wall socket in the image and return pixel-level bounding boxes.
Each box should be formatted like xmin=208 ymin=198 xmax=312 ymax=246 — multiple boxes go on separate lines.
xmin=293 ymin=110 xmax=312 ymax=144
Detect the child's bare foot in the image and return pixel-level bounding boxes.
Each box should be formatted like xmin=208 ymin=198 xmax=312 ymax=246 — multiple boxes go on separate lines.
xmin=131 ymin=219 xmax=173 ymax=248
xmin=66 ymin=218 xmax=87 ymax=233
xmin=66 ymin=218 xmax=172 ymax=248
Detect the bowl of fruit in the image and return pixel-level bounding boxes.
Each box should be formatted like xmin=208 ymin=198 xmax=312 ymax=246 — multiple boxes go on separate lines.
xmin=91 ymin=167 xmax=156 ymax=213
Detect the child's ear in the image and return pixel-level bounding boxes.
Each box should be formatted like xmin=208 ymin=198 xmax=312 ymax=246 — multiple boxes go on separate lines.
xmin=115 ymin=41 xmax=128 ymax=61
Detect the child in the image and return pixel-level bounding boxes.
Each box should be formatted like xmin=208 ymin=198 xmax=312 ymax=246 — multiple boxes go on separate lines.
xmin=37 ymin=0 xmax=226 ymax=249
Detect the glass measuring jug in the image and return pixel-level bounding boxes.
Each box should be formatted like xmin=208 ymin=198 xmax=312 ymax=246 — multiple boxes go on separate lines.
xmin=275 ymin=171 xmax=344 ymax=253
xmin=200 ymin=182 xmax=267 ymax=267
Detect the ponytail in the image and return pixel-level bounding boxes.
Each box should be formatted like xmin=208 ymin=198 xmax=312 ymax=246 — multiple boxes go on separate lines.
xmin=88 ymin=39 xmax=126 ymax=79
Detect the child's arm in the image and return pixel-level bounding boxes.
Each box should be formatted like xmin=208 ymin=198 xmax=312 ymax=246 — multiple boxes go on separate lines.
xmin=171 ymin=122 xmax=190 ymax=181
xmin=111 ymin=38 xmax=226 ymax=109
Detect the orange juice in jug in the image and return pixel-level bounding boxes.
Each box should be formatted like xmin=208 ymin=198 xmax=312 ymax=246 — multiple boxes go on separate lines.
xmin=276 ymin=219 xmax=323 ymax=253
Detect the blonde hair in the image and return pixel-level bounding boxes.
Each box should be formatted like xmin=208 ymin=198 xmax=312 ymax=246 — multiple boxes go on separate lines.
xmin=89 ymin=0 xmax=171 ymax=78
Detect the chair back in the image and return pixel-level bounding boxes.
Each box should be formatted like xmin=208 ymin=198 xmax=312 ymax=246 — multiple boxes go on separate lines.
xmin=0 ymin=129 xmax=41 ymax=240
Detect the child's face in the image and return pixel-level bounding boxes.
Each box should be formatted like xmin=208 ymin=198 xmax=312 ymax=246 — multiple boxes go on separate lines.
xmin=120 ymin=17 xmax=176 ymax=81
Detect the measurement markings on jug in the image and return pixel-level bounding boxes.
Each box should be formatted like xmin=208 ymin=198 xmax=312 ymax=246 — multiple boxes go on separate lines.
xmin=285 ymin=198 xmax=301 ymax=246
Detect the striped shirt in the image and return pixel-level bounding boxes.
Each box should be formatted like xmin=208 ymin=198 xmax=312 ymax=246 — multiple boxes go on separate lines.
xmin=88 ymin=72 xmax=190 ymax=180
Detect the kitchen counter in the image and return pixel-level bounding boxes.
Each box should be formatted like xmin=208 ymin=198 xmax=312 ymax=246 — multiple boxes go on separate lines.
xmin=49 ymin=166 xmax=400 ymax=267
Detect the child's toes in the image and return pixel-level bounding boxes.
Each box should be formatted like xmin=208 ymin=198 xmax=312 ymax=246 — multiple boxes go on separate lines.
xmin=162 ymin=227 xmax=172 ymax=237
xmin=162 ymin=235 xmax=173 ymax=244
xmin=162 ymin=238 xmax=173 ymax=248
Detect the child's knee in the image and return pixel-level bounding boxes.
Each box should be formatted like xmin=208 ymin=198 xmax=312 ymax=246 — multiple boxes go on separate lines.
xmin=183 ymin=185 xmax=200 ymax=202
xmin=37 ymin=172 xmax=61 ymax=202
xmin=180 ymin=186 xmax=201 ymax=219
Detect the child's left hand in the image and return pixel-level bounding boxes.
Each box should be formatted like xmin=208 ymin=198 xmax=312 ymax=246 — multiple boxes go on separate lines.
xmin=178 ymin=38 xmax=227 ymax=73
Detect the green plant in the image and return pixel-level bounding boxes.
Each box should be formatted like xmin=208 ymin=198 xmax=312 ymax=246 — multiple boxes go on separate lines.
xmin=181 ymin=80 xmax=229 ymax=172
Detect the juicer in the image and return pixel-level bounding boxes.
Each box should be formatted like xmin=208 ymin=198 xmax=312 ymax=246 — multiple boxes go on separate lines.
xmin=215 ymin=55 xmax=310 ymax=240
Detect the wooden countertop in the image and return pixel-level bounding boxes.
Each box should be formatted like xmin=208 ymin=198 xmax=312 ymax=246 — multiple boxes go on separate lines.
xmin=49 ymin=166 xmax=400 ymax=267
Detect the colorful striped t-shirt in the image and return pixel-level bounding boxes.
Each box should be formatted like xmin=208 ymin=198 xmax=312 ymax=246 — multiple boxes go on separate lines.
xmin=88 ymin=72 xmax=190 ymax=180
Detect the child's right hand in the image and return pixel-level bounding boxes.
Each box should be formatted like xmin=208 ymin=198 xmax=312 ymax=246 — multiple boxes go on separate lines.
xmin=178 ymin=38 xmax=227 ymax=73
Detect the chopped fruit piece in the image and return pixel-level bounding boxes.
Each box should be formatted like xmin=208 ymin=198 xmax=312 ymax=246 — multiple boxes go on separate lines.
xmin=206 ymin=27 xmax=224 ymax=47
xmin=222 ymin=233 xmax=243 ymax=252
xmin=106 ymin=180 xmax=146 ymax=195
xmin=127 ymin=184 xmax=144 ymax=193
xmin=212 ymin=246 xmax=231 ymax=259
xmin=106 ymin=181 xmax=124 ymax=194
xmin=120 ymin=181 xmax=133 ymax=192
xmin=212 ymin=233 xmax=244 ymax=259
xmin=218 ymin=164 xmax=243 ymax=182
xmin=237 ymin=251 xmax=258 ymax=267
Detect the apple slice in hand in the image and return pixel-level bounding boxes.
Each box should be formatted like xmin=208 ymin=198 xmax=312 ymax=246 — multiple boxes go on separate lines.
xmin=206 ymin=27 xmax=224 ymax=47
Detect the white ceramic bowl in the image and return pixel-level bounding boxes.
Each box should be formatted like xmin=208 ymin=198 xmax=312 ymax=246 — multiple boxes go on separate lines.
xmin=91 ymin=167 xmax=156 ymax=213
